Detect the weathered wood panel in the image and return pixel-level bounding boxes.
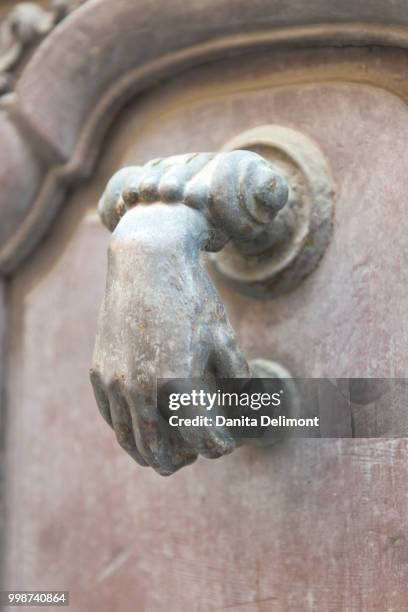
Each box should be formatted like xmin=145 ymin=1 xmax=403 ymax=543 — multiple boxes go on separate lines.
xmin=4 ymin=48 xmax=408 ymax=611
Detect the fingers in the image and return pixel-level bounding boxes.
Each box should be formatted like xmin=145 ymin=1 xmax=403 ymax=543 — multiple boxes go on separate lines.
xmin=90 ymin=371 xmax=198 ymax=475
xmin=108 ymin=379 xmax=147 ymax=467
xmin=92 ymin=369 xmax=147 ymax=465
xmin=92 ymin=366 xmax=240 ymax=469
xmin=90 ymin=369 xmax=112 ymax=427
xmin=123 ymin=158 xmax=166 ymax=205
xmin=121 ymin=154 xmax=213 ymax=208
xmin=126 ymin=389 xmax=198 ymax=476
xmin=159 ymin=153 xmax=213 ymax=204
xmin=184 ymin=328 xmax=251 ymax=451
xmin=172 ymin=377 xmax=238 ymax=460
xmin=211 ymin=327 xmax=250 ymax=379
xmin=98 ymin=152 xmax=289 ymax=251
xmin=177 ymin=416 xmax=237 ymax=460
xmin=98 ymin=166 xmax=141 ymax=231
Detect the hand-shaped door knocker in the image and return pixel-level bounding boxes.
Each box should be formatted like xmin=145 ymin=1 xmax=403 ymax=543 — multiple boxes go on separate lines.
xmin=91 ymin=127 xmax=333 ymax=475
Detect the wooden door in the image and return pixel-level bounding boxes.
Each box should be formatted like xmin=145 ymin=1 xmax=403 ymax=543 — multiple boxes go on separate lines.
xmin=2 ymin=2 xmax=408 ymax=611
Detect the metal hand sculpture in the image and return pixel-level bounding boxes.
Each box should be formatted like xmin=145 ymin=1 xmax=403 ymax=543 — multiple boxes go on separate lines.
xmin=91 ymin=151 xmax=289 ymax=475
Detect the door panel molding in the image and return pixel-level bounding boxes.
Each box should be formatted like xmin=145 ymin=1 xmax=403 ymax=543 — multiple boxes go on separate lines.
xmin=0 ymin=0 xmax=408 ymax=273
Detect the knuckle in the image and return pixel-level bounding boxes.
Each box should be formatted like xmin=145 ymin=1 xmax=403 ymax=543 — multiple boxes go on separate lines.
xmin=122 ymin=185 xmax=139 ymax=206
xmin=184 ymin=181 xmax=207 ymax=211
xmin=159 ymin=176 xmax=183 ymax=202
xmin=139 ymin=176 xmax=159 ymax=202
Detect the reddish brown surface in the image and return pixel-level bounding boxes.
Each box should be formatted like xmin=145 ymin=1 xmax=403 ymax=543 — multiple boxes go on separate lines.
xmin=2 ymin=0 xmax=408 ymax=275
xmin=4 ymin=50 xmax=408 ymax=611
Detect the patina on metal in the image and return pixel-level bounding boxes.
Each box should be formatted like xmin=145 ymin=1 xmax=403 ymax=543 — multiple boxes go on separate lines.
xmin=213 ymin=125 xmax=334 ymax=297
xmin=91 ymin=151 xmax=293 ymax=475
